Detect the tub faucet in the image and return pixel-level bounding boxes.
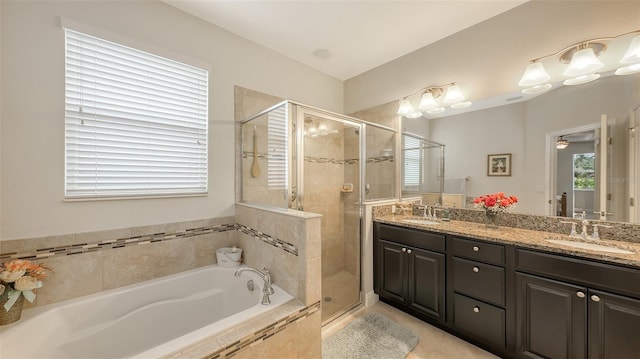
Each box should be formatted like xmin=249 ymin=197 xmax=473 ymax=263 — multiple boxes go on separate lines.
xmin=234 ymin=266 xmax=274 ymax=304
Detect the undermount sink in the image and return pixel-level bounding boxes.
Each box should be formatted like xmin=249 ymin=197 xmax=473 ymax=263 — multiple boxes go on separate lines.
xmin=545 ymin=239 xmax=634 ymax=254
xmin=401 ymin=218 xmax=440 ymax=225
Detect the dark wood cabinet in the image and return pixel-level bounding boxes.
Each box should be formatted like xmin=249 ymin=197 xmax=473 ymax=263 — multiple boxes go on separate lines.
xmin=588 ymin=290 xmax=640 ymax=359
xmin=515 ymin=250 xmax=640 ymax=359
xmin=516 ymin=272 xmax=587 ymax=359
xmin=374 ymin=224 xmax=446 ymax=322
xmin=374 ymin=220 xmax=640 ymax=359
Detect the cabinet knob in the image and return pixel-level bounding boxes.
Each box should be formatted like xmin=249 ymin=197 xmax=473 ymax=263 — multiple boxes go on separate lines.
xmin=402 ymin=248 xmax=407 ymax=252
xmin=472 ymin=246 xmax=479 ymax=252
xmin=591 ymin=295 xmax=601 ymax=302
xmin=472 ymin=266 xmax=479 ymax=273
xmin=407 ymin=249 xmax=413 ymax=254
xmin=473 ymin=306 xmax=480 ymax=313
xmin=576 ymin=291 xmax=585 ymax=298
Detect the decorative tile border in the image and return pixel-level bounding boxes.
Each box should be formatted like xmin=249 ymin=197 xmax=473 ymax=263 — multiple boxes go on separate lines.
xmin=0 ymin=223 xmax=299 ymax=261
xmin=207 ymin=301 xmax=321 ymax=359
xmin=236 ymin=224 xmax=298 ymax=256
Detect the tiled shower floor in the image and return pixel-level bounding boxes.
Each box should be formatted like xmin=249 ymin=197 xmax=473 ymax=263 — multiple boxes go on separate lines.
xmin=321 ymin=270 xmax=360 ymax=322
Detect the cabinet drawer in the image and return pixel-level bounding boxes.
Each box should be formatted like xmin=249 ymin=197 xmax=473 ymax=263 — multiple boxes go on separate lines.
xmin=516 ymin=248 xmax=640 ymax=297
xmin=453 ymin=257 xmax=506 ymax=307
xmin=453 ymin=293 xmax=506 ymax=349
xmin=377 ymin=223 xmax=445 ymax=252
xmin=451 ymin=237 xmax=505 ymax=265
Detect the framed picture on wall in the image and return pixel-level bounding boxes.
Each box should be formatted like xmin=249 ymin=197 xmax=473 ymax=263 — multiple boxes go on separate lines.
xmin=487 ymin=153 xmax=511 ymax=176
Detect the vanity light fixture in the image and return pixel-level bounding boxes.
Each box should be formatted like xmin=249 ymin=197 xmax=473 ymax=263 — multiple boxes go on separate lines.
xmin=556 ymin=136 xmax=570 ymax=150
xmin=396 ymin=82 xmax=472 ymax=117
xmin=517 ymin=30 xmax=640 ymax=93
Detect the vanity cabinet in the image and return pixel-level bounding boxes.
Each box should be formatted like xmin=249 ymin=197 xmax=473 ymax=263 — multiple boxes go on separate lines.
xmin=515 ymin=249 xmax=640 ymax=359
xmin=374 ymin=223 xmax=446 ymax=322
xmin=449 ymin=236 xmax=509 ymax=351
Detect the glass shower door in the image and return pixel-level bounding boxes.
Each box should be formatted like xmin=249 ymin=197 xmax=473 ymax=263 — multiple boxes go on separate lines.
xmin=296 ymin=107 xmax=362 ymax=323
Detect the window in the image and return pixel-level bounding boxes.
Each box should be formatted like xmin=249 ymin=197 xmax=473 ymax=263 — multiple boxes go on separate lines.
xmin=64 ymin=29 xmax=208 ymax=199
xmin=573 ymin=153 xmax=595 ymax=189
xmin=267 ymin=105 xmax=288 ymax=190
xmin=403 ymin=135 xmax=422 ymax=190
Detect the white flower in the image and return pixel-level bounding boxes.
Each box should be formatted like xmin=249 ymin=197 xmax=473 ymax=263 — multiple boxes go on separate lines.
xmin=14 ymin=276 xmax=38 ymax=291
xmin=0 ymin=269 xmax=26 ymax=283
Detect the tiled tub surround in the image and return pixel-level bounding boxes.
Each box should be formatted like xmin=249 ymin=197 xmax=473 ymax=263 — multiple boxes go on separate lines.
xmin=0 ymin=203 xmax=323 ymax=359
xmin=373 ymin=205 xmax=640 ymax=267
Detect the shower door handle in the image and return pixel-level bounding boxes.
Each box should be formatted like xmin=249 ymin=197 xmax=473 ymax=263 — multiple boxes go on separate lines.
xmin=365 ymin=183 xmax=370 ymax=194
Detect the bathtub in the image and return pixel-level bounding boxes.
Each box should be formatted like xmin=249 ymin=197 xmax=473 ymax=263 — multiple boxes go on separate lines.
xmin=0 ymin=264 xmax=293 ymax=358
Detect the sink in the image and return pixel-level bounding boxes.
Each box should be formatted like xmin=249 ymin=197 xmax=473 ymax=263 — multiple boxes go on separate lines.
xmin=401 ymin=218 xmax=440 ymax=225
xmin=545 ymin=239 xmax=634 ymax=254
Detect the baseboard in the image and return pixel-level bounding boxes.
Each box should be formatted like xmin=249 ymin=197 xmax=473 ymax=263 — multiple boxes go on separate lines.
xmin=364 ymin=291 xmax=379 ymax=306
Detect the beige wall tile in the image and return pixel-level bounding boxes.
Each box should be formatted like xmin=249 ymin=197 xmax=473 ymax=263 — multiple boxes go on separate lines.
xmin=251 ymin=324 xmax=297 ymax=359
xmin=35 ymin=251 xmax=103 ymax=306
xmin=296 ymin=312 xmax=322 ymax=359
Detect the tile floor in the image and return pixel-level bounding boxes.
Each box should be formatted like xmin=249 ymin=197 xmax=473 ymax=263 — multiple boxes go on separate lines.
xmin=322 ymin=301 xmax=500 ymax=359
xmin=321 ymin=270 xmax=359 ymax=322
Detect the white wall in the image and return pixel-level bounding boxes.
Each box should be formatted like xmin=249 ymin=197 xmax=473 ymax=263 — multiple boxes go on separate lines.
xmin=0 ymin=1 xmax=343 ymax=240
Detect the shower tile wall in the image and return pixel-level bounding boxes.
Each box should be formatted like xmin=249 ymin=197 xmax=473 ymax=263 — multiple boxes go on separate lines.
xmin=304 ymin=130 xmax=346 ymax=279
xmin=349 ymin=101 xmax=401 ymax=200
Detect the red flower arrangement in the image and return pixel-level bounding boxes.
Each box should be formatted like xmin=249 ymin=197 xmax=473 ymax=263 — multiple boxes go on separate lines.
xmin=473 ymin=192 xmax=518 ymax=213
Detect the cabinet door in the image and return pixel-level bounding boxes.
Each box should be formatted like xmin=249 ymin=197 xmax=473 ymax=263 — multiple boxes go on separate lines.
xmin=378 ymin=240 xmax=407 ymax=304
xmin=408 ymin=247 xmax=445 ymax=321
xmin=588 ymin=290 xmax=640 ymax=359
xmin=516 ymin=273 xmax=587 ymax=359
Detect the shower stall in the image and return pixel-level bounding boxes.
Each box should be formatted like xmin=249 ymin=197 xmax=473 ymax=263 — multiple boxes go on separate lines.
xmin=241 ymin=101 xmax=396 ymax=323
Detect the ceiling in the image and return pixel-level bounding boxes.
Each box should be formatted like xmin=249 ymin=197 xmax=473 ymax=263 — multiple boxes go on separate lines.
xmin=162 ymin=0 xmax=528 ymax=81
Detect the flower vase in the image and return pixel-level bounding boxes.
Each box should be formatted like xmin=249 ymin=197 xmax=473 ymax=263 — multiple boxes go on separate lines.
xmin=0 ymin=289 xmax=24 ymax=326
xmin=485 ymin=210 xmax=499 ymax=229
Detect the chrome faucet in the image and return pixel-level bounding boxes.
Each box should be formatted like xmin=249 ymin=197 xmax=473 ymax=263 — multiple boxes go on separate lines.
xmin=234 ymin=266 xmax=274 ymax=305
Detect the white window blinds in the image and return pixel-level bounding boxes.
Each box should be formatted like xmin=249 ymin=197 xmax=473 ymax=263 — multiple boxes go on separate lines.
xmin=267 ymin=105 xmax=288 ymax=190
xmin=403 ymin=136 xmax=422 ymax=188
xmin=64 ymin=29 xmax=208 ymax=198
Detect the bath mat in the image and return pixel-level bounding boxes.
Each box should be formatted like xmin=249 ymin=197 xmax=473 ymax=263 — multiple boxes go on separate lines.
xmin=322 ymin=312 xmax=419 ymax=359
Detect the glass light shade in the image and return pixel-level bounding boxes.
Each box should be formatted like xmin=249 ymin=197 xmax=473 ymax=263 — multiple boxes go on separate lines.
xmin=450 ymin=101 xmax=472 ymax=109
xmin=522 ymin=83 xmax=553 ymax=94
xmin=318 ymin=122 xmax=328 ymax=131
xmin=563 ymin=47 xmax=603 ymax=77
xmin=615 ymin=63 xmax=640 ymax=76
xmin=426 ymin=107 xmax=445 ymax=115
xmin=563 ymin=73 xmax=600 ymax=86
xmin=518 ymin=62 xmax=551 ymax=87
xmin=397 ymin=99 xmax=415 ymax=116
xmin=308 ymin=125 xmax=317 ymax=134
xmin=443 ymin=84 xmax=465 ymax=104
xmin=418 ymin=92 xmax=438 ymax=110
xmin=620 ymin=34 xmax=640 ymax=64
xmin=556 ymin=138 xmax=569 ymax=149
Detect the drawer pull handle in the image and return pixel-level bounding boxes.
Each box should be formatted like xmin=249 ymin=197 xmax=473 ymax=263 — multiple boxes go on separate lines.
xmin=591 ymin=295 xmax=601 ymax=302
xmin=576 ymin=291 xmax=585 ymax=298
xmin=472 ymin=266 xmax=479 ymax=273
xmin=402 ymin=248 xmax=407 ymax=252
xmin=473 ymin=306 xmax=480 ymax=313
xmin=472 ymin=246 xmax=479 ymax=252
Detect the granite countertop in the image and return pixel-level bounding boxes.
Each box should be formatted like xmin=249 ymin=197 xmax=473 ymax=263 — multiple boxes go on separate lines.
xmin=375 ymin=215 xmax=640 ymax=268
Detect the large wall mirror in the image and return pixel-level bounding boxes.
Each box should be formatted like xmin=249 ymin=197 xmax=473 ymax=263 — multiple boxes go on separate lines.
xmin=403 ymin=73 xmax=640 ymax=224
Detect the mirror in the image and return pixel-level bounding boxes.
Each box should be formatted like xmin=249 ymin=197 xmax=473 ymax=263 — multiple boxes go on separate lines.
xmin=403 ymin=73 xmax=640 ymax=223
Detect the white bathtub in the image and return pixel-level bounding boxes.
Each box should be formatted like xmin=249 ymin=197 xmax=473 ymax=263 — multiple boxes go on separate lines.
xmin=0 ymin=265 xmax=293 ymax=359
